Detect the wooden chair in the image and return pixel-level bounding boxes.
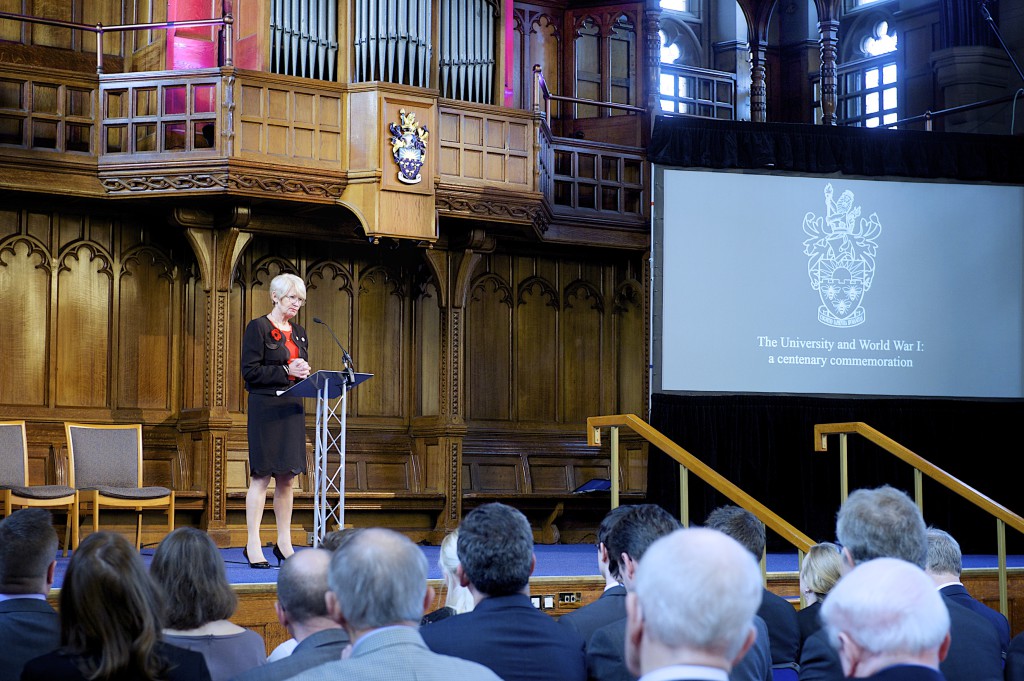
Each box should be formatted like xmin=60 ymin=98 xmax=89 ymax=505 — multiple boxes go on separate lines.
xmin=65 ymin=422 xmax=174 ymax=550
xmin=0 ymin=420 xmax=77 ymax=555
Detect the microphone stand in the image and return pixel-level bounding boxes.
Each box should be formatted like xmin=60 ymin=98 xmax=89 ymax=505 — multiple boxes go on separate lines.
xmin=313 ymin=317 xmax=357 ymax=385
xmin=979 ymin=0 xmax=1024 ymax=85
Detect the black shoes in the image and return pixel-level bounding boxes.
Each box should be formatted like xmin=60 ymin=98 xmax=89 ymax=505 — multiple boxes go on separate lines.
xmin=272 ymin=544 xmax=292 ymax=565
xmin=243 ymin=547 xmax=272 ymax=569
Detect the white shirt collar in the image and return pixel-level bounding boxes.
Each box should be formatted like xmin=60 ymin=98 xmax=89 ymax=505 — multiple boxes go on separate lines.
xmin=639 ymin=664 xmax=730 ymax=681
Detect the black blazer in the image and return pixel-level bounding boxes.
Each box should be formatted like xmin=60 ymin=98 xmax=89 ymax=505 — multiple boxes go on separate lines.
xmin=420 ymin=593 xmax=586 ymax=681
xmin=798 ymin=596 xmax=1001 ymax=681
xmin=758 ymin=588 xmax=800 ymax=666
xmin=559 ymin=585 xmax=626 ymax=648
xmin=0 ymin=597 xmax=60 ymax=681
xmin=21 ymin=641 xmax=212 ymax=681
xmin=241 ymin=316 xmax=309 ymax=395
xmin=937 ymin=583 xmax=1009 ymax=654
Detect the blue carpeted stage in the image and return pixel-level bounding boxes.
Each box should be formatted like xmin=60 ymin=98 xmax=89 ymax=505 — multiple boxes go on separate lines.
xmin=49 ymin=546 xmax=1024 ymax=588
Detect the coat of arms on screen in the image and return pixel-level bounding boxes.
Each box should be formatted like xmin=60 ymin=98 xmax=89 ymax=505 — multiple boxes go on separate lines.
xmin=388 ymin=109 xmax=429 ymax=184
xmin=803 ymin=183 xmax=882 ymax=328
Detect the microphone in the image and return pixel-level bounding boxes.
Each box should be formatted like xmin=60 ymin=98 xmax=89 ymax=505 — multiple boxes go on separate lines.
xmin=313 ymin=317 xmax=356 ymax=385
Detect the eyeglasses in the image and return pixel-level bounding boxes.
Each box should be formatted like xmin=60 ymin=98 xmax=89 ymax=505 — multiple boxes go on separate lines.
xmin=281 ymin=294 xmax=305 ymax=307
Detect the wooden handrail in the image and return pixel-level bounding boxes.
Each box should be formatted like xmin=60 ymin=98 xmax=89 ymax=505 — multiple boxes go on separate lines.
xmin=815 ymin=421 xmax=1024 ymax=617
xmin=815 ymin=422 xmax=1024 ymax=534
xmin=587 ymin=414 xmax=815 ymax=554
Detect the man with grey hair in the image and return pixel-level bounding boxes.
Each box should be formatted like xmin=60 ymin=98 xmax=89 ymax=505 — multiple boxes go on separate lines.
xmin=232 ymin=549 xmax=348 ymax=681
xmin=0 ymin=509 xmax=61 ymax=681
xmin=419 ymin=502 xmax=587 ymax=681
xmin=820 ymin=558 xmax=950 ymax=680
xmin=924 ymin=527 xmax=1009 ymax=653
xmin=624 ymin=527 xmax=763 ymax=681
xmin=799 ymin=486 xmax=1002 ymax=681
xmin=290 ymin=528 xmax=500 ymax=681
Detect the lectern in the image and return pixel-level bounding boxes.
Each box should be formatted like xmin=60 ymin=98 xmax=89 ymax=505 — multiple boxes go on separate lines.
xmin=278 ymin=370 xmax=373 ymax=546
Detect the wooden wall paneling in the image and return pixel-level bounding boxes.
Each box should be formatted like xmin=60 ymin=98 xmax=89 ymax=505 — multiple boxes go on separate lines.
xmin=30 ymin=0 xmax=74 ymax=51
xmin=117 ymin=244 xmax=176 ymax=411
xmin=414 ymin=278 xmax=442 ymax=417
xmin=306 ymin=258 xmax=354 ymax=379
xmin=560 ymin=274 xmax=603 ymax=423
xmin=613 ymin=273 xmax=644 ymax=416
xmin=515 ymin=258 xmax=559 ymax=423
xmin=81 ymin=0 xmax=127 ymax=59
xmin=0 ymin=232 xmax=51 ymax=408
xmin=466 ymin=269 xmax=514 ymax=420
xmin=55 ymin=239 xmax=113 ymax=408
xmin=354 ymin=264 xmax=407 ymax=418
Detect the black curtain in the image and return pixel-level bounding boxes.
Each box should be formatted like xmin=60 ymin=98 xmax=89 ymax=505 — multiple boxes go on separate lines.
xmin=648 ymin=393 xmax=1024 ymax=555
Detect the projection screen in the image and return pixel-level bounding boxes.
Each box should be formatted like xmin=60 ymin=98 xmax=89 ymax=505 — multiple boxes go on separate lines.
xmin=652 ymin=167 xmax=1024 ymax=398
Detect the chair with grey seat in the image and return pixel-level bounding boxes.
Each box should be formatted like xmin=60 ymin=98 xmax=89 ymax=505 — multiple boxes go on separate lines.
xmin=0 ymin=420 xmax=77 ymax=554
xmin=65 ymin=422 xmax=174 ymax=550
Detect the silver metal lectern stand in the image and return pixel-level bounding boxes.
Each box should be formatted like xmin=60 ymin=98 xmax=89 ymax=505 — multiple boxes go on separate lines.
xmin=278 ymin=370 xmax=373 ymax=547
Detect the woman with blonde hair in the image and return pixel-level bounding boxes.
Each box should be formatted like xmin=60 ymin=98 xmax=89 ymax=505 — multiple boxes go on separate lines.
xmin=241 ymin=272 xmax=311 ymax=567
xmin=797 ymin=541 xmax=844 ymax=645
xmin=150 ymin=528 xmax=266 ymax=681
xmin=21 ymin=532 xmax=211 ymax=681
xmin=421 ymin=530 xmax=475 ymax=625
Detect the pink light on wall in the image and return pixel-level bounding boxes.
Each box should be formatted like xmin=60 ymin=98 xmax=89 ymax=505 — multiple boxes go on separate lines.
xmin=167 ymin=0 xmax=220 ymax=69
xmin=504 ymin=0 xmax=514 ymax=106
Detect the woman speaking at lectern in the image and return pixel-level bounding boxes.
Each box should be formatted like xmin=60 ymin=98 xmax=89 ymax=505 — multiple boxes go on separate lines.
xmin=241 ymin=272 xmax=311 ymax=568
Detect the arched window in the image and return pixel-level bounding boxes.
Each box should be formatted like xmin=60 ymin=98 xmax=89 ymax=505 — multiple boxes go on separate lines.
xmin=835 ymin=17 xmax=898 ymax=127
xmin=657 ymin=0 xmax=737 ymax=119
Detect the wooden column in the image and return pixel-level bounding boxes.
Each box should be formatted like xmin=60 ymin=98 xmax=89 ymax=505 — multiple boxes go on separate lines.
xmin=178 ymin=206 xmax=252 ymax=546
xmin=419 ymin=229 xmax=494 ymax=532
xmin=818 ymin=19 xmax=839 ymax=125
xmin=750 ymin=41 xmax=768 ymax=123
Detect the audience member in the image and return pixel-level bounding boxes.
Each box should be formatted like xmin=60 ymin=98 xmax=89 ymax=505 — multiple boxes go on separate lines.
xmin=624 ymin=528 xmax=764 ymax=681
xmin=1006 ymin=634 xmax=1024 ymax=681
xmin=797 ymin=542 xmax=843 ymax=646
xmin=924 ymin=527 xmax=1010 ymax=653
xmin=265 ymin=529 xmax=364 ymax=663
xmin=422 ymin=529 xmax=475 ymax=625
xmin=21 ymin=531 xmax=211 ymax=681
xmin=0 ymin=509 xmax=61 ymax=681
xmin=151 ymin=527 xmax=266 ymax=681
xmin=704 ymin=505 xmax=801 ymax=669
xmin=798 ymin=486 xmax=1002 ymax=681
xmin=290 ymin=527 xmax=501 ymax=681
xmin=558 ymin=505 xmax=631 ymax=644
xmin=419 ymin=502 xmax=587 ymax=681
xmin=820 ymin=558 xmax=950 ymax=680
xmin=232 ymin=549 xmax=349 ymax=681
xmin=586 ymin=505 xmax=772 ymax=681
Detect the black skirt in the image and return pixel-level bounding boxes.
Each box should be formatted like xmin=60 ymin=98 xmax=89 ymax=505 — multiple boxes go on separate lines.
xmin=246 ymin=392 xmax=308 ymax=477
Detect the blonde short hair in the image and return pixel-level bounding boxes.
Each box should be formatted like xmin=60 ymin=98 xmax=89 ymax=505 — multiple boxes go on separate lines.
xmin=270 ymin=273 xmax=306 ymax=302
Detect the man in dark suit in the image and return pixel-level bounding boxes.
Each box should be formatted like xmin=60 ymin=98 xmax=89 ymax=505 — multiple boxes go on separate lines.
xmin=232 ymin=548 xmax=349 ymax=681
xmin=703 ymin=506 xmax=801 ymax=669
xmin=558 ymin=505 xmax=631 ymax=646
xmin=798 ymin=486 xmax=1002 ymax=681
xmin=0 ymin=508 xmax=61 ymax=681
xmin=819 ymin=557 xmax=949 ymax=681
xmin=923 ymin=527 xmax=1010 ymax=654
xmin=624 ymin=527 xmax=764 ymax=681
xmin=584 ymin=504 xmax=772 ymax=681
xmin=419 ymin=502 xmax=587 ymax=681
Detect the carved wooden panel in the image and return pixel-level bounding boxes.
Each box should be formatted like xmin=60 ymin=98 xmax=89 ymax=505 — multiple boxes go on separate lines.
xmin=0 ymin=233 xmax=51 ymax=407
xmin=118 ymin=246 xmax=175 ymax=410
xmin=437 ymin=104 xmax=534 ymax=189
xmin=516 ymin=262 xmax=559 ymax=422
xmin=354 ymin=265 xmax=407 ymax=418
xmin=467 ymin=271 xmax=513 ymax=420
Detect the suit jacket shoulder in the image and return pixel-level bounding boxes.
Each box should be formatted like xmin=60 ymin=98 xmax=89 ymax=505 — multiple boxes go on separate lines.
xmin=231 ymin=629 xmax=350 ymax=681
xmin=0 ymin=598 xmax=61 ymax=681
xmin=758 ymin=589 xmax=800 ymax=666
xmin=291 ymin=627 xmax=501 ymax=681
xmin=559 ymin=586 xmax=627 ymax=646
xmin=587 ymin=617 xmax=631 ymax=681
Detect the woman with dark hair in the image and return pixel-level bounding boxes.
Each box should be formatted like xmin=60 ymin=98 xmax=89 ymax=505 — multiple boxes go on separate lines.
xmin=150 ymin=528 xmax=266 ymax=681
xmin=20 ymin=532 xmax=211 ymax=681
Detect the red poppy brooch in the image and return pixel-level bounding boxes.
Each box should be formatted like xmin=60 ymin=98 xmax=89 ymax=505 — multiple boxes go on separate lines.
xmin=270 ymin=328 xmax=282 ymax=341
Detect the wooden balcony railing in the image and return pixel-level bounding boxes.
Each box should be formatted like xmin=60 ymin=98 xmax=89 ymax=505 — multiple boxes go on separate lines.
xmin=0 ymin=10 xmax=232 ymax=74
xmin=816 ymin=422 xmax=1024 ymax=617
xmin=587 ymin=414 xmax=815 ymax=577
